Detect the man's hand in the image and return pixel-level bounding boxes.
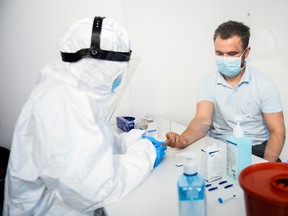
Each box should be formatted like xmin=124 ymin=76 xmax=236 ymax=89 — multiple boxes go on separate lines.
xmin=165 ymin=132 xmax=187 ymax=148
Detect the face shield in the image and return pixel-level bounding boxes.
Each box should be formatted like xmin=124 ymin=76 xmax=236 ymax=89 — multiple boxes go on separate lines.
xmin=105 ymin=54 xmax=141 ymax=123
xmin=59 ymin=17 xmax=140 ymax=123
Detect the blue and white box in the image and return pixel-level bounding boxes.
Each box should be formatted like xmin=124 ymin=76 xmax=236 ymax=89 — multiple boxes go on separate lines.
xmin=116 ymin=116 xmax=135 ymax=132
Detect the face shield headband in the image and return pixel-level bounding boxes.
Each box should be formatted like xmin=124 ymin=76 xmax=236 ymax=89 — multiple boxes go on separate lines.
xmin=60 ymin=17 xmax=132 ymax=63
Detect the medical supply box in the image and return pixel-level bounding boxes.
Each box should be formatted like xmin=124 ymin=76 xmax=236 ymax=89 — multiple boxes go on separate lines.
xmin=139 ymin=115 xmax=157 ymax=137
xmin=201 ymin=143 xmax=222 ymax=182
xmin=116 ymin=116 xmax=135 ymax=132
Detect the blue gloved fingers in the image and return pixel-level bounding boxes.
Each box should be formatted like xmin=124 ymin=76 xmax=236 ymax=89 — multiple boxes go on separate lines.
xmin=153 ymin=145 xmax=167 ymax=168
xmin=141 ymin=135 xmax=167 ymax=167
xmin=142 ymin=135 xmax=161 ymax=144
xmin=154 ymin=147 xmax=166 ymax=168
xmin=142 ymin=135 xmax=165 ymax=147
xmin=159 ymin=145 xmax=167 ymax=151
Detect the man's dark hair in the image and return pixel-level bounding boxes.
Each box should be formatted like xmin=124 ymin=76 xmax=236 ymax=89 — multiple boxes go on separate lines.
xmin=213 ymin=20 xmax=250 ymax=50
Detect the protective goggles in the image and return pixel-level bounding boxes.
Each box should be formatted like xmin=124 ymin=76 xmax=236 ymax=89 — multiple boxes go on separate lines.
xmin=61 ymin=16 xmax=132 ymax=62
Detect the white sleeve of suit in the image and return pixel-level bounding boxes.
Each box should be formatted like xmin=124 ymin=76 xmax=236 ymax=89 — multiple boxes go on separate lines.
xmin=112 ymin=129 xmax=147 ymax=154
xmin=33 ymin=93 xmax=156 ymax=212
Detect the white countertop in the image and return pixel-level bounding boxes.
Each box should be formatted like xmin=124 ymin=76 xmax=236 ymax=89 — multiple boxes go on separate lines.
xmin=105 ymin=121 xmax=267 ymax=216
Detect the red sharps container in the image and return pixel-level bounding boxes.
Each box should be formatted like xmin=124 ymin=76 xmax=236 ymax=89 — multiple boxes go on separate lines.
xmin=239 ymin=162 xmax=288 ymax=216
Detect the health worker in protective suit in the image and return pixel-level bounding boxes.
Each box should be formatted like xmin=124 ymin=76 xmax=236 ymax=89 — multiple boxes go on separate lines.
xmin=3 ymin=16 xmax=167 ymax=216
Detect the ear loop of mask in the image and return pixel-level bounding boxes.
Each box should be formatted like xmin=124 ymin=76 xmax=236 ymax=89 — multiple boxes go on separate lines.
xmin=240 ymin=48 xmax=249 ymax=68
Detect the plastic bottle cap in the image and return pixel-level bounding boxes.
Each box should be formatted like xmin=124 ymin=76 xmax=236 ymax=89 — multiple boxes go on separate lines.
xmin=177 ymin=152 xmax=197 ymax=175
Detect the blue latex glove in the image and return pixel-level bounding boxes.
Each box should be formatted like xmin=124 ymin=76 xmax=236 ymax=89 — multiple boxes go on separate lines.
xmin=142 ymin=135 xmax=167 ymax=167
xmin=142 ymin=135 xmax=165 ymax=147
xmin=153 ymin=145 xmax=167 ymax=168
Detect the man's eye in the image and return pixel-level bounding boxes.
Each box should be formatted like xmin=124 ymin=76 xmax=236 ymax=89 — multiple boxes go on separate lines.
xmin=228 ymin=53 xmax=237 ymax=56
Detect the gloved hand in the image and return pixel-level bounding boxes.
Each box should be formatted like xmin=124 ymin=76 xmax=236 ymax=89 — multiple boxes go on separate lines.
xmin=153 ymin=145 xmax=167 ymax=168
xmin=142 ymin=135 xmax=165 ymax=147
xmin=142 ymin=135 xmax=167 ymax=168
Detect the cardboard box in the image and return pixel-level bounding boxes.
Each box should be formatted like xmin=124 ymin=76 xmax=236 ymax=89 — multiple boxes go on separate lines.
xmin=116 ymin=116 xmax=135 ymax=132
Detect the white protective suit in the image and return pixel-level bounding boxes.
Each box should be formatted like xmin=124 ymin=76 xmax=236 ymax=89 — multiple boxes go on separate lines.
xmin=3 ymin=17 xmax=156 ymax=216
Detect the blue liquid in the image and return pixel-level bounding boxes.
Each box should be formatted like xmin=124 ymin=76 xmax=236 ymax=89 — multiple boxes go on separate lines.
xmin=178 ymin=174 xmax=206 ymax=216
xmin=226 ymin=135 xmax=252 ymax=181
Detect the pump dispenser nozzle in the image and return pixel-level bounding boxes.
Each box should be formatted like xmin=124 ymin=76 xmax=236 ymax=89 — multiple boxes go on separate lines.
xmin=177 ymin=152 xmax=197 ymax=175
xmin=234 ymin=117 xmax=243 ymax=138
xmin=233 ymin=114 xmax=253 ymax=138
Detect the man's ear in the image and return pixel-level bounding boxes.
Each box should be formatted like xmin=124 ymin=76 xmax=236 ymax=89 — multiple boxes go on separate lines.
xmin=245 ymin=47 xmax=251 ymax=58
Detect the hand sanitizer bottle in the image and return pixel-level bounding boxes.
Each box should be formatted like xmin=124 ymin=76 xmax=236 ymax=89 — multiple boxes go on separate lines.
xmin=226 ymin=115 xmax=252 ymax=181
xmin=177 ymin=152 xmax=206 ymax=216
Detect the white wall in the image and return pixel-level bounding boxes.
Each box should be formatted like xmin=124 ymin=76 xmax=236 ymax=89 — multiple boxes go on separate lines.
xmin=123 ymin=0 xmax=217 ymax=122
xmin=0 ymin=0 xmax=288 ymax=160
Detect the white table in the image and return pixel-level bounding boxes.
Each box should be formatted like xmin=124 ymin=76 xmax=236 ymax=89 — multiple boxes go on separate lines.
xmin=105 ymin=121 xmax=267 ymax=216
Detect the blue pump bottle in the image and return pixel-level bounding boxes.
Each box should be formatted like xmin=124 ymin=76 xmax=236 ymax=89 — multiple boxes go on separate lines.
xmin=177 ymin=153 xmax=206 ymax=216
xmin=226 ymin=115 xmax=252 ymax=181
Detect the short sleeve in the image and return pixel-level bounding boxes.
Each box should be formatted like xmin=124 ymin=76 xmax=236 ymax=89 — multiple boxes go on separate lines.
xmin=261 ymin=78 xmax=282 ymax=113
xmin=195 ymin=74 xmax=215 ymax=103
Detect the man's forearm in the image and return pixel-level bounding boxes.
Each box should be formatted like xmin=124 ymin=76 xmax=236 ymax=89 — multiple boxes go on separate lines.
xmin=181 ymin=120 xmax=211 ymax=147
xmin=264 ymin=133 xmax=285 ymax=161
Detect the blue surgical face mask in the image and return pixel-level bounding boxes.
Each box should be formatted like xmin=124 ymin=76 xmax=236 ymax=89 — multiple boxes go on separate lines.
xmin=112 ymin=75 xmax=122 ymax=92
xmin=215 ymin=50 xmax=246 ymax=77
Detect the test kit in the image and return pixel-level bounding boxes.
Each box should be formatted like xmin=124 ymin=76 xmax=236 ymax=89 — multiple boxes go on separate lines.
xmin=201 ymin=143 xmax=222 ymax=182
xmin=139 ymin=115 xmax=157 ymax=137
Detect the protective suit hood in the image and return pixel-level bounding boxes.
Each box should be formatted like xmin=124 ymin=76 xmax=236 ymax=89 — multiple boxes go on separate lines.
xmin=41 ymin=17 xmax=132 ymax=122
xmin=58 ymin=17 xmax=130 ymax=92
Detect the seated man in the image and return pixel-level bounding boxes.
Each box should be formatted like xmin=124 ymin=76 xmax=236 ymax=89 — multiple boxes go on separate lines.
xmin=166 ymin=20 xmax=285 ymax=162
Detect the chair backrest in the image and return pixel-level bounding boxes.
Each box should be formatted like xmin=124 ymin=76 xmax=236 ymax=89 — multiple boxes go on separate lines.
xmin=0 ymin=146 xmax=10 ymax=213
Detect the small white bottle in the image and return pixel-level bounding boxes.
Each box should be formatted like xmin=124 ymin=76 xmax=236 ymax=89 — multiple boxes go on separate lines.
xmin=177 ymin=153 xmax=206 ymax=216
xmin=226 ymin=115 xmax=252 ymax=181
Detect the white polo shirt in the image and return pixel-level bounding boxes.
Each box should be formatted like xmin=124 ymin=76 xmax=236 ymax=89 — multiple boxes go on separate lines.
xmin=196 ymin=63 xmax=282 ymax=146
